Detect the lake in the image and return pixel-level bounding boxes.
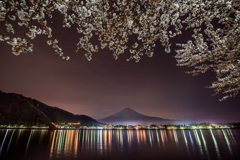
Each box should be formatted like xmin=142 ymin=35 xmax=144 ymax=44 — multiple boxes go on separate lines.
xmin=0 ymin=129 xmax=239 ymax=160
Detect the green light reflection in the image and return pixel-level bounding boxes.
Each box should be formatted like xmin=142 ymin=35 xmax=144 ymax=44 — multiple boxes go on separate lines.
xmin=26 ymin=130 xmax=34 ymax=153
xmin=148 ymin=130 xmax=152 ymax=146
xmin=200 ymin=130 xmax=210 ymax=160
xmin=54 ymin=130 xmax=60 ymax=151
xmin=156 ymin=130 xmax=160 ymax=147
xmin=193 ymin=130 xmax=203 ymax=158
xmin=94 ymin=130 xmax=96 ymax=147
xmin=64 ymin=130 xmax=68 ymax=153
xmin=210 ymin=129 xmax=221 ymax=160
xmin=57 ymin=130 xmax=65 ymax=153
xmin=222 ymin=129 xmax=233 ymax=157
xmin=173 ymin=130 xmax=178 ymax=144
xmin=87 ymin=130 xmax=90 ymax=148
xmin=127 ymin=130 xmax=130 ymax=145
xmin=91 ymin=130 xmax=93 ymax=149
xmin=99 ymin=129 xmax=103 ymax=154
xmin=16 ymin=129 xmax=23 ymax=144
xmin=182 ymin=130 xmax=189 ymax=157
xmin=82 ymin=130 xmax=85 ymax=148
xmin=6 ymin=129 xmax=15 ymax=153
xmin=120 ymin=130 xmax=123 ymax=148
xmin=39 ymin=129 xmax=46 ymax=142
xmin=228 ymin=129 xmax=237 ymax=145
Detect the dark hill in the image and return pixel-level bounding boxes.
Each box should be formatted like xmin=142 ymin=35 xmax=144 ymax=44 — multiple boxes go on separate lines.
xmin=0 ymin=90 xmax=102 ymax=127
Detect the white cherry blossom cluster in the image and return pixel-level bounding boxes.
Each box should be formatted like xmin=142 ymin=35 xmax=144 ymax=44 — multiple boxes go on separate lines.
xmin=0 ymin=0 xmax=239 ymax=100
xmin=175 ymin=0 xmax=240 ymax=100
xmin=0 ymin=0 xmax=188 ymax=60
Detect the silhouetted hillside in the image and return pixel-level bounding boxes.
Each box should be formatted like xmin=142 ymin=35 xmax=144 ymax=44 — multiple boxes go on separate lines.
xmin=32 ymin=99 xmax=101 ymax=126
xmin=0 ymin=90 xmax=102 ymax=127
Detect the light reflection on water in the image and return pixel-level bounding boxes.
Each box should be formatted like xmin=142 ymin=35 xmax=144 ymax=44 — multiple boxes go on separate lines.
xmin=200 ymin=129 xmax=210 ymax=160
xmin=210 ymin=129 xmax=222 ymax=160
xmin=193 ymin=130 xmax=203 ymax=158
xmin=0 ymin=129 xmax=8 ymax=154
xmin=0 ymin=129 xmax=240 ymax=160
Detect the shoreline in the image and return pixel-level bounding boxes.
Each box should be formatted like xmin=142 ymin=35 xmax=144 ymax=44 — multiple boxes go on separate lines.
xmin=0 ymin=127 xmax=237 ymax=130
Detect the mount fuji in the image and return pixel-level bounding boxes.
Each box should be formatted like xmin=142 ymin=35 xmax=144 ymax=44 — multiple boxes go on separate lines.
xmin=98 ymin=108 xmax=177 ymax=126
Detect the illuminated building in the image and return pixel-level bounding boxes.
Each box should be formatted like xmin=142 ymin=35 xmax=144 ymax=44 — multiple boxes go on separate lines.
xmin=136 ymin=125 xmax=145 ymax=130
xmin=127 ymin=125 xmax=135 ymax=129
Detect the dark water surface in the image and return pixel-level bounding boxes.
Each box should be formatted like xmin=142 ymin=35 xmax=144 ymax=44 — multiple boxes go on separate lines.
xmin=0 ymin=129 xmax=239 ymax=160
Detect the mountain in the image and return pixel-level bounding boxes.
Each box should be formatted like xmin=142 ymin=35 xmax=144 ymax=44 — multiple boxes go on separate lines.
xmin=98 ymin=108 xmax=176 ymax=126
xmin=0 ymin=90 xmax=102 ymax=127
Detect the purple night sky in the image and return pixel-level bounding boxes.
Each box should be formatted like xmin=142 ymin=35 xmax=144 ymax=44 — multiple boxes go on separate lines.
xmin=0 ymin=13 xmax=240 ymax=124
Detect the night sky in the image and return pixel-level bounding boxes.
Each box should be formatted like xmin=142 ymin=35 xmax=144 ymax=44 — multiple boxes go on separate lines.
xmin=1 ymin=13 xmax=240 ymax=124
